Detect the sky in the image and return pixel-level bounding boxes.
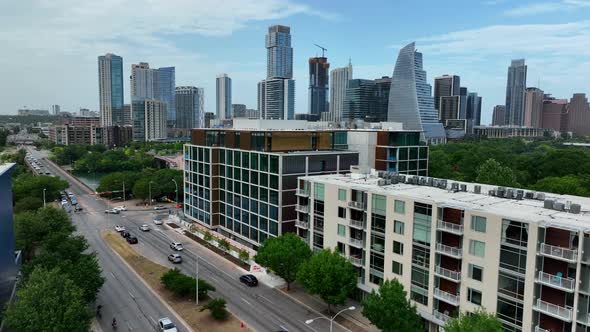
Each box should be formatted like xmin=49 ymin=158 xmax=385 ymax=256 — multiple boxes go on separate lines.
xmin=1 ymin=0 xmax=589 ymax=125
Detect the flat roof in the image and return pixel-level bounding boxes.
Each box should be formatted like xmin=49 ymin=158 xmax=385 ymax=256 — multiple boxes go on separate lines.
xmin=301 ymin=172 xmax=590 ymax=231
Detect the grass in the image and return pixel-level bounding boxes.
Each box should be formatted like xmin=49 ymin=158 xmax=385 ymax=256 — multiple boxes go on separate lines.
xmin=103 ymin=231 xmax=252 ymax=332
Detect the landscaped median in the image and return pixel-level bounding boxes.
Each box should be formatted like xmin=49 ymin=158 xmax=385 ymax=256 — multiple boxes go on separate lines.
xmin=102 ymin=231 xmax=252 ymax=332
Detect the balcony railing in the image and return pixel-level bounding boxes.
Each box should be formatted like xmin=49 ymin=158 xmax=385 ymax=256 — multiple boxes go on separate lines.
xmin=349 ymin=219 xmax=365 ymax=229
xmin=295 ymin=188 xmax=309 ymax=197
xmin=433 ymin=310 xmax=451 ymax=325
xmin=539 ymin=243 xmax=578 ymax=262
xmin=436 ymin=243 xmax=463 ymax=258
xmin=295 ymin=204 xmax=310 ymax=213
xmin=348 ymin=256 xmax=363 ymax=266
xmin=534 ymin=299 xmax=573 ymax=322
xmin=295 ymin=220 xmax=309 ymax=229
xmin=536 ymin=271 xmax=575 ymax=292
xmin=434 ymin=288 xmax=460 ymax=306
xmin=313 ymin=223 xmax=324 ymax=232
xmin=349 ymin=238 xmax=364 ymax=248
xmin=437 ymin=220 xmax=464 ymax=235
xmin=534 ymin=327 xmax=550 ymax=332
xmin=434 ymin=266 xmax=461 ymax=282
xmin=348 ymin=201 xmax=366 ymax=211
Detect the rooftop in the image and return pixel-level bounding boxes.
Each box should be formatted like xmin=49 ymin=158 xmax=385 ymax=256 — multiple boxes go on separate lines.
xmin=301 ymin=170 xmax=590 ymax=231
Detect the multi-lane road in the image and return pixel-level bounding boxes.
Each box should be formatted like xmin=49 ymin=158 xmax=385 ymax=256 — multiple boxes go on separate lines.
xmin=29 ymin=147 xmax=349 ymax=332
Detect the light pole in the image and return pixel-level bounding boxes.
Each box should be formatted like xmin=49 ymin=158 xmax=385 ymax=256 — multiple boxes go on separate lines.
xmin=305 ymin=306 xmax=356 ymax=332
xmin=148 ymin=181 xmax=153 ymax=206
xmin=171 ymin=179 xmax=178 ymax=206
xmin=122 ymin=180 xmax=126 ymax=202
xmin=43 ymin=188 xmax=46 ymax=207
xmin=195 ymin=256 xmax=199 ymax=306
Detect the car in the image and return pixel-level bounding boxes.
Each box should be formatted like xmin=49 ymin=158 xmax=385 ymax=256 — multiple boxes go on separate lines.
xmin=126 ymin=236 xmax=138 ymax=244
xmin=153 ymin=205 xmax=166 ymax=210
xmin=153 ymin=216 xmax=164 ymax=225
xmin=61 ymin=200 xmax=68 ymax=205
xmin=114 ymin=225 xmax=126 ymax=232
xmin=239 ymin=274 xmax=258 ymax=287
xmin=158 ymin=318 xmax=178 ymax=332
xmin=113 ymin=205 xmax=127 ymax=211
xmin=70 ymin=197 xmax=78 ymax=205
xmin=74 ymin=206 xmax=83 ymax=212
xmin=121 ymin=231 xmax=131 ymax=238
xmin=139 ymin=224 xmax=150 ymax=232
xmin=105 ymin=209 xmax=120 ymax=214
xmin=169 ymin=242 xmax=183 ymax=251
xmin=167 ymin=254 xmax=182 ymax=264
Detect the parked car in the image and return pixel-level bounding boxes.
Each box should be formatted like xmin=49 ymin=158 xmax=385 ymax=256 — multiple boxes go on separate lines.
xmin=153 ymin=216 xmax=164 ymax=225
xmin=153 ymin=205 xmax=166 ymax=210
xmin=115 ymin=225 xmax=126 ymax=232
xmin=105 ymin=209 xmax=120 ymax=214
xmin=126 ymin=236 xmax=138 ymax=244
xmin=121 ymin=231 xmax=130 ymax=238
xmin=74 ymin=205 xmax=83 ymax=212
xmin=239 ymin=274 xmax=258 ymax=287
xmin=158 ymin=318 xmax=178 ymax=332
xmin=114 ymin=205 xmax=127 ymax=211
xmin=140 ymin=224 xmax=150 ymax=232
xmin=169 ymin=242 xmax=183 ymax=251
xmin=167 ymin=254 xmax=182 ymax=264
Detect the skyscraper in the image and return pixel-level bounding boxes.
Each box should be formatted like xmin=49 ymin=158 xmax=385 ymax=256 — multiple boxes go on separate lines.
xmin=342 ymin=79 xmax=376 ymax=121
xmin=434 ymin=75 xmax=460 ymax=112
xmin=266 ymin=25 xmax=293 ymax=79
xmin=467 ymin=92 xmax=482 ymax=128
xmin=130 ymin=63 xmax=175 ymax=127
xmin=505 ymin=59 xmax=527 ymax=126
xmin=216 ymin=74 xmax=232 ymax=120
xmin=328 ymin=61 xmax=353 ymax=122
xmin=566 ymin=93 xmax=590 ymax=136
xmin=98 ymin=53 xmax=124 ymax=126
xmin=132 ymin=99 xmax=166 ymax=141
xmin=387 ymin=42 xmax=445 ymax=144
xmin=524 ymin=87 xmax=544 ymax=128
xmin=51 ymin=104 xmax=60 ymax=115
xmin=175 ymin=86 xmax=204 ymax=129
xmin=308 ymin=57 xmax=329 ymax=117
xmin=130 ymin=62 xmax=155 ymax=99
xmin=492 ymin=105 xmax=506 ymax=126
xmin=157 ymin=67 xmax=176 ymax=124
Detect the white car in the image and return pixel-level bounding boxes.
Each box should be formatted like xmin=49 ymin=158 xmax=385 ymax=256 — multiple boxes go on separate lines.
xmin=153 ymin=205 xmax=166 ymax=210
xmin=114 ymin=205 xmax=127 ymax=211
xmin=153 ymin=217 xmax=164 ymax=225
xmin=158 ymin=317 xmax=177 ymax=332
xmin=114 ymin=225 xmax=126 ymax=232
xmin=169 ymin=242 xmax=183 ymax=251
xmin=140 ymin=224 xmax=150 ymax=232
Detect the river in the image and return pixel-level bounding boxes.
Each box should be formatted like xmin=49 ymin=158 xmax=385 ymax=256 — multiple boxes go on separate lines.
xmin=72 ymin=171 xmax=107 ymax=190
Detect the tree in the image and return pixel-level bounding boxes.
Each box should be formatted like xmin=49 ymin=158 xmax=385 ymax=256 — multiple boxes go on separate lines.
xmin=297 ymin=249 xmax=357 ymax=313
xmin=254 ymin=233 xmax=312 ymax=290
xmin=132 ymin=177 xmax=152 ymax=200
xmin=96 ymin=171 xmax=139 ymax=195
xmin=12 ymin=173 xmax=69 ymax=202
xmin=533 ymin=175 xmax=590 ymax=197
xmin=4 ymin=267 xmax=91 ymax=332
xmin=362 ymin=279 xmax=422 ymax=332
xmin=14 ymin=197 xmax=43 ymax=212
xmin=200 ymin=298 xmax=228 ymax=320
xmin=161 ymin=269 xmax=215 ymax=299
xmin=14 ymin=207 xmax=74 ymax=260
xmin=444 ymin=309 xmax=503 ymax=332
xmin=218 ymin=239 xmax=230 ymax=254
xmin=475 ymin=158 xmax=520 ymax=187
xmin=239 ymin=249 xmax=250 ymax=263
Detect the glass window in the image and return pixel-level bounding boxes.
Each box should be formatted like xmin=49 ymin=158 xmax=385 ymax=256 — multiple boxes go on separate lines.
xmin=393 ymin=241 xmax=404 ymax=255
xmin=250 ymin=153 xmax=258 ymax=170
xmin=372 ymin=194 xmax=386 ymax=216
xmin=371 ymin=215 xmax=386 ymax=233
xmin=468 ymin=288 xmax=482 ymax=306
xmin=226 ymin=150 xmax=232 ymax=164
xmin=219 ymin=149 xmax=225 ymax=163
xmin=469 ymin=264 xmax=483 ymax=282
xmin=337 ymin=224 xmax=346 ymax=237
xmin=269 ymin=221 xmax=278 ymax=236
xmin=260 ymin=154 xmax=268 ymax=172
xmin=394 ymin=200 xmax=405 ymax=214
xmin=338 ymin=207 xmax=346 ymax=218
xmin=314 ymin=183 xmax=325 ymax=201
xmin=269 ymin=190 xmax=278 ymax=205
xmin=338 ymin=189 xmax=346 ymax=201
xmin=260 ymin=217 xmax=268 ymax=231
xmin=233 ymin=151 xmax=241 ymax=167
xmin=471 ymin=216 xmax=487 ymax=233
xmin=392 ymin=261 xmax=403 ymax=275
xmin=394 ymin=220 xmax=404 ymax=235
xmin=270 ymin=155 xmax=279 ymax=174
xmin=270 ymin=175 xmax=278 ymax=190
xmin=242 ymin=152 xmax=249 ymax=168
xmin=260 ymin=174 xmax=268 ymax=187
xmin=469 ymin=240 xmax=486 ymax=257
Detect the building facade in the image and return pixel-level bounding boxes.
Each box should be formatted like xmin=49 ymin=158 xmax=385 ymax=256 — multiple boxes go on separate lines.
xmin=308 ymin=57 xmax=330 ymax=117
xmin=132 ymin=99 xmax=167 ymax=141
xmin=567 ymin=93 xmax=590 ymax=136
xmin=542 ymin=97 xmax=568 ymax=132
xmin=434 ymin=75 xmax=460 ymax=113
xmin=329 ymin=61 xmax=353 ymax=122
xmin=342 ymin=79 xmax=376 ymax=121
xmin=297 ymin=169 xmax=590 ymax=332
xmin=258 ymin=78 xmax=295 ymax=120
xmin=492 ymin=105 xmax=507 ymax=126
xmin=51 ymin=104 xmax=60 ymax=115
xmin=0 ymin=163 xmax=18 ymax=313
xmin=466 ymin=92 xmax=482 ymax=130
xmin=91 ymin=125 xmax=133 ymax=147
xmin=216 ymin=74 xmax=232 ymax=120
xmin=524 ymin=87 xmax=544 ymax=128
xmin=157 ymin=66 xmax=176 ymax=124
xmin=175 ymin=86 xmax=204 ymax=129
xmin=131 ymin=62 xmax=155 ymax=99
xmin=98 ymin=53 xmax=124 ymax=126
xmin=17 ymin=109 xmax=50 ymax=116
xmin=505 ymin=59 xmax=527 ymax=126
xmin=49 ymin=125 xmax=94 ymax=145
xmin=266 ymin=25 xmax=293 ymax=79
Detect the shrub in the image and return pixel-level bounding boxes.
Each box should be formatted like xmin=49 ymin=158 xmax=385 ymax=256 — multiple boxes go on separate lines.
xmin=200 ymin=297 xmax=228 ymax=320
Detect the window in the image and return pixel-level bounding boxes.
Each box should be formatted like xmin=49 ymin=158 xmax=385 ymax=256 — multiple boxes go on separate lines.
xmin=392 ymin=261 xmax=403 ymax=275
xmin=314 ymin=183 xmax=325 ymax=201
xmin=468 ymin=288 xmax=482 ymax=305
xmin=372 ymin=194 xmax=387 ymax=216
xmin=337 ymin=224 xmax=346 ymax=237
xmin=371 ymin=214 xmax=385 ymax=233
xmin=393 ymin=241 xmax=404 ymax=255
xmin=468 ymin=264 xmax=483 ymax=282
xmin=338 ymin=189 xmax=346 ymax=201
xmin=338 ymin=207 xmax=346 ymax=219
xmin=469 ymin=240 xmax=485 ymax=257
xmin=394 ymin=200 xmax=405 ymax=214
xmin=471 ymin=216 xmax=487 ymax=233
xmin=394 ymin=220 xmax=404 ymax=235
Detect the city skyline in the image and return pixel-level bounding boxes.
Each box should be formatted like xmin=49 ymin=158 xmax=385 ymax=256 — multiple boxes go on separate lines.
xmin=2 ymin=1 xmax=590 ymax=125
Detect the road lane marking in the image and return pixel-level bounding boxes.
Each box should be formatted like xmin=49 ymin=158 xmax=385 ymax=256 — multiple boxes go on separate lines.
xmin=259 ymin=295 xmax=274 ymax=304
xmin=128 ymin=291 xmax=135 ymax=299
xmin=241 ymin=297 xmax=252 ymax=306
xmin=149 ymin=316 xmax=157 ymax=326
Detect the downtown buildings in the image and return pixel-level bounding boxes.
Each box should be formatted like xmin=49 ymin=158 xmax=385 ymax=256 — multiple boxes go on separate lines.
xmin=98 ymin=53 xmax=125 ymax=126
xmin=216 ymin=74 xmax=232 ymax=120
xmin=308 ymin=56 xmax=330 ymax=118
xmin=341 ymin=77 xmax=391 ymax=122
xmin=505 ymin=59 xmax=527 ymax=126
xmin=132 ymin=99 xmax=166 ymax=141
xmin=327 ymin=61 xmax=353 ymax=122
xmin=176 ymin=86 xmax=205 ymax=130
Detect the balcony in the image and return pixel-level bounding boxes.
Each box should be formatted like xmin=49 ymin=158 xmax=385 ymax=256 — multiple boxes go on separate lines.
xmin=313 ymin=223 xmax=324 ymax=233
xmin=295 ymin=204 xmax=309 ymax=213
xmin=295 ymin=220 xmax=309 ymax=229
xmin=349 ymin=238 xmax=364 ymax=248
xmin=437 ymin=220 xmax=464 ymax=235
xmin=534 ymin=299 xmax=573 ymax=322
xmin=434 ymin=266 xmax=461 ymax=282
xmin=295 ymin=188 xmax=309 ymax=197
xmin=539 ymin=243 xmax=578 ymax=263
xmin=436 ymin=243 xmax=463 ymax=259
xmin=348 ymin=201 xmax=366 ymax=211
xmin=348 ymin=256 xmax=364 ymax=266
xmin=434 ymin=288 xmax=460 ymax=306
xmin=536 ymin=271 xmax=575 ymax=292
xmin=433 ymin=309 xmax=451 ymax=326
xmin=534 ymin=327 xmax=550 ymax=332
xmin=349 ymin=219 xmax=365 ymax=229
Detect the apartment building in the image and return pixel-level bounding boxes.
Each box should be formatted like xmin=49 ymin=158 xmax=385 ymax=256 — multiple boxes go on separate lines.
xmin=297 ymin=169 xmax=590 ymax=332
xmin=49 ymin=125 xmax=94 ymax=145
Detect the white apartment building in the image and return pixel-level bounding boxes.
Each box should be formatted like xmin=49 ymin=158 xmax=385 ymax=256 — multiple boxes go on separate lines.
xmin=296 ymin=169 xmax=590 ymax=332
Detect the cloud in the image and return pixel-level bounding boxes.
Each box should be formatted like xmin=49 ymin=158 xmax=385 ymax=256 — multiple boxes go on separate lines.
xmin=505 ymin=0 xmax=590 ymax=16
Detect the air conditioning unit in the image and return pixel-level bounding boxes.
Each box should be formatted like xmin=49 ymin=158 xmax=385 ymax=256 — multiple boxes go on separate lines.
xmin=525 ymin=192 xmax=534 ymax=199
xmin=506 ymin=189 xmax=513 ymax=198
xmin=460 ymin=184 xmax=467 ymax=192
xmin=474 ymin=185 xmax=481 ymax=194
xmin=451 ymin=183 xmax=459 ymax=192
xmin=570 ymin=203 xmax=582 ymax=214
xmin=377 ymin=180 xmax=386 ymax=186
xmin=488 ymin=189 xmax=496 ymax=196
xmin=544 ymin=199 xmax=554 ymax=209
xmin=440 ymin=180 xmax=447 ymax=189
xmin=553 ymin=202 xmax=565 ymax=211
xmin=427 ymin=178 xmax=434 ymax=186
xmin=497 ymin=187 xmax=506 ymax=197
xmin=536 ymin=193 xmax=546 ymax=201
xmin=516 ymin=190 xmax=524 ymax=200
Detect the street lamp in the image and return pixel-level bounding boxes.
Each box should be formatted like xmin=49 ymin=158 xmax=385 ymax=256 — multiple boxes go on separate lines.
xmin=148 ymin=181 xmax=153 ymax=206
xmin=305 ymin=306 xmax=356 ymax=332
xmin=43 ymin=188 xmax=46 ymax=207
xmin=195 ymin=255 xmax=200 ymax=306
xmin=171 ymin=179 xmax=178 ymax=205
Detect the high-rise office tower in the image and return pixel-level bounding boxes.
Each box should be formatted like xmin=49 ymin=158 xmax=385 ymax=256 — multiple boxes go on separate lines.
xmin=329 ymin=61 xmax=353 ymax=122
xmin=524 ymin=87 xmax=544 ymax=128
xmin=492 ymin=105 xmax=506 ymax=126
xmin=130 ymin=63 xmax=175 ymax=127
xmin=567 ymin=93 xmax=590 ymax=136
xmin=51 ymin=105 xmax=60 ymax=115
xmin=175 ymin=86 xmax=204 ymax=129
xmin=434 ymin=75 xmax=460 ymax=112
xmin=467 ymin=92 xmax=482 ymax=127
xmin=259 ymin=25 xmax=295 ymax=120
xmin=98 ymin=53 xmax=124 ymax=126
xmin=387 ymin=42 xmax=445 ymax=144
xmin=130 ymin=62 xmax=155 ymax=99
xmin=216 ymin=74 xmax=232 ymax=120
xmin=308 ymin=57 xmax=329 ymax=117
xmin=132 ymin=99 xmax=167 ymax=141
xmin=122 ymin=104 xmax=131 ymax=126
xmin=157 ymin=67 xmax=176 ymax=124
xmin=342 ymin=77 xmax=390 ymax=122
xmin=505 ymin=59 xmax=527 ymax=126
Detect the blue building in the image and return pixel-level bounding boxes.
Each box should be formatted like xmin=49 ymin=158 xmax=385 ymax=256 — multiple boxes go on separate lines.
xmin=157 ymin=66 xmax=176 ymax=124
xmin=0 ymin=163 xmax=18 ymax=314
xmin=266 ymin=25 xmax=293 ymax=79
xmin=98 ymin=53 xmax=124 ymax=126
xmin=505 ymin=59 xmax=527 ymax=126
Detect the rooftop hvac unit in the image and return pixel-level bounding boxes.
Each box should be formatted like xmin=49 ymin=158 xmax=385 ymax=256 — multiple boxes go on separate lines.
xmin=544 ymin=199 xmax=554 ymax=209
xmin=474 ymin=185 xmax=481 ymax=194
xmin=460 ymin=184 xmax=467 ymax=192
xmin=419 ymin=177 xmax=426 ymax=185
xmin=506 ymin=189 xmax=514 ymax=199
xmin=413 ymin=176 xmax=420 ymax=183
xmin=427 ymin=178 xmax=434 ymax=186
xmin=377 ymin=180 xmax=386 ymax=186
xmin=497 ymin=187 xmax=506 ymax=198
xmin=398 ymin=175 xmax=406 ymax=183
xmin=525 ymin=192 xmax=534 ymax=199
xmin=570 ymin=203 xmax=582 ymax=214
xmin=516 ymin=190 xmax=524 ymax=200
xmin=440 ymin=180 xmax=448 ymax=189
xmin=451 ymin=183 xmax=459 ymax=192
xmin=488 ymin=189 xmax=496 ymax=196
xmin=553 ymin=202 xmax=565 ymax=211
xmin=385 ymin=179 xmax=392 ymax=185
xmin=536 ymin=193 xmax=546 ymax=201
xmin=391 ymin=177 xmax=399 ymax=184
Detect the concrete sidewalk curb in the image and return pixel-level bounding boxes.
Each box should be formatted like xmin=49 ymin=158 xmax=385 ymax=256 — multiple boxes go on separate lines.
xmin=102 ymin=234 xmax=195 ymax=332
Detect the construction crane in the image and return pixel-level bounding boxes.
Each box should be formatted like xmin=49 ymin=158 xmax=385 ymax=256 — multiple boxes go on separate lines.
xmin=313 ymin=44 xmax=327 ymax=57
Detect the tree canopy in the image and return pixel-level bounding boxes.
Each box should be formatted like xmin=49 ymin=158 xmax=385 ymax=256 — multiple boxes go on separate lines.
xmin=475 ymin=158 xmax=520 ymax=188
xmin=12 ymin=173 xmax=68 ymax=203
xmin=254 ymin=233 xmax=312 ymax=290
xmin=444 ymin=309 xmax=503 ymax=332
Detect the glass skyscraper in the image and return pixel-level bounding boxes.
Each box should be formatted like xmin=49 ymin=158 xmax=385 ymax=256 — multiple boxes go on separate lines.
xmin=176 ymin=86 xmax=204 ymax=129
xmin=505 ymin=59 xmax=527 ymax=126
xmin=98 ymin=53 xmax=124 ymax=126
xmin=157 ymin=67 xmax=176 ymax=124
xmin=308 ymin=57 xmax=329 ymax=117
xmin=266 ymin=25 xmax=293 ymax=79
xmin=216 ymin=74 xmax=232 ymax=120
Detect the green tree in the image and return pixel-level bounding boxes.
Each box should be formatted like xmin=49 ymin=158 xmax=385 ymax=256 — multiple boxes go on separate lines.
xmin=533 ymin=175 xmax=590 ymax=197
xmin=97 ymin=171 xmax=139 ymax=195
xmin=14 ymin=197 xmax=44 ymax=212
xmin=204 ymin=231 xmax=214 ymax=242
xmin=200 ymin=298 xmax=228 ymax=320
xmin=132 ymin=177 xmax=153 ymax=200
xmin=362 ymin=279 xmax=422 ymax=332
xmin=4 ymin=267 xmax=91 ymax=332
xmin=14 ymin=207 xmax=74 ymax=260
xmin=254 ymin=233 xmax=312 ymax=290
xmin=475 ymin=158 xmax=520 ymax=187
xmin=161 ymin=269 xmax=215 ymax=299
xmin=297 ymin=249 xmax=357 ymax=313
xmin=12 ymin=173 xmax=69 ymax=202
xmin=444 ymin=309 xmax=503 ymax=332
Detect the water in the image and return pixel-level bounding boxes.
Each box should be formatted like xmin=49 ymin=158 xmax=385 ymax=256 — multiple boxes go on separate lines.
xmin=73 ymin=171 xmax=107 ymax=190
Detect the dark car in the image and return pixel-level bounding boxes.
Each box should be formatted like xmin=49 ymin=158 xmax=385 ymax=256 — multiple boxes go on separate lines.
xmin=239 ymin=274 xmax=258 ymax=287
xmin=126 ymin=236 xmax=138 ymax=244
xmin=121 ymin=231 xmax=131 ymax=238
